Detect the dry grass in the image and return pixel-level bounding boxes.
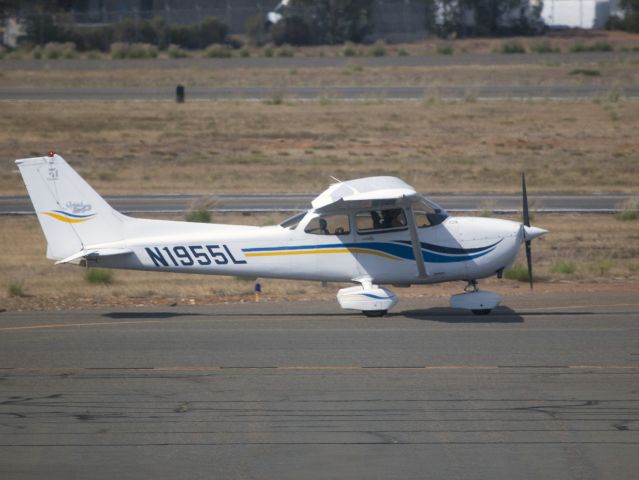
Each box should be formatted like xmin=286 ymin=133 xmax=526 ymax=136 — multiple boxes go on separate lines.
xmin=1 ymin=61 xmax=638 ymax=88
xmin=1 ymin=213 xmax=637 ymax=311
xmin=2 ymin=100 xmax=638 ymax=195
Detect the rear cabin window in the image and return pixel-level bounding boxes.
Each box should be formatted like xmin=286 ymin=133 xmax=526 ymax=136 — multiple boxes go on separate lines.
xmin=304 ymin=214 xmax=350 ymax=236
xmin=356 ymin=208 xmax=407 ymax=234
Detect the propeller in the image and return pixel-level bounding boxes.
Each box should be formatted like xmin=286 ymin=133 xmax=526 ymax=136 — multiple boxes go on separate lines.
xmin=522 ymin=173 xmax=533 ymax=290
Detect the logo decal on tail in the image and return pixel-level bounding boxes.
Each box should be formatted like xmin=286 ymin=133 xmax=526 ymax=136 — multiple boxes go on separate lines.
xmin=41 ymin=210 xmax=96 ymax=223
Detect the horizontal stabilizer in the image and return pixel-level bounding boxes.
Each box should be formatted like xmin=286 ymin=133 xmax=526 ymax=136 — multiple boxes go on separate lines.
xmin=55 ymin=248 xmax=133 ymax=265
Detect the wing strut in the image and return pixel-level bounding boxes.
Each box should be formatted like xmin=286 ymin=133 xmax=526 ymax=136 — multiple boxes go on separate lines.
xmin=404 ymin=202 xmax=428 ymax=279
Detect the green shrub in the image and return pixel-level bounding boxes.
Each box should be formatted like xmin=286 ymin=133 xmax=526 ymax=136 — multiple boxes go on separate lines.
xmin=530 ymin=42 xmax=560 ymax=53
xmin=590 ymin=259 xmax=614 ymax=276
xmin=590 ymin=42 xmax=613 ymax=52
xmin=263 ymin=46 xmax=274 ymax=57
xmin=570 ymin=42 xmax=613 ymax=53
xmin=43 ymin=42 xmax=78 ymax=59
xmin=569 ymin=68 xmax=601 ymax=77
xmin=370 ymin=42 xmax=386 ymax=57
xmin=550 ymin=260 xmax=576 ymax=274
xmin=500 ymin=42 xmax=526 ymax=54
xmin=343 ymin=45 xmax=357 ymax=56
xmin=205 ymin=44 xmax=232 ymax=58
xmin=111 ymin=42 xmax=158 ymax=59
xmin=277 ymin=46 xmax=295 ymax=57
xmin=239 ymin=47 xmax=251 ymax=57
xmin=85 ymin=268 xmax=113 ymax=285
xmin=185 ymin=208 xmax=211 ymax=223
xmin=264 ymin=91 xmax=285 ymax=105
xmin=168 ymin=44 xmax=190 ymax=58
xmin=617 ymin=208 xmax=638 ymax=221
xmin=397 ymin=48 xmax=409 ymax=56
xmin=437 ymin=45 xmax=453 ymax=55
xmin=504 ymin=264 xmax=529 ymax=282
xmin=8 ymin=280 xmax=26 ymax=297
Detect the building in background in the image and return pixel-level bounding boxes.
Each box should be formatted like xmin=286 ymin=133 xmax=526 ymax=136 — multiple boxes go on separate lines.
xmin=541 ymin=0 xmax=618 ymax=28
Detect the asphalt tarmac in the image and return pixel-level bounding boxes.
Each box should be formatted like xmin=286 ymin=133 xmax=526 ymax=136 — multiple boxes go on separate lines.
xmin=0 ymin=193 xmax=632 ymax=215
xmin=1 ymin=291 xmax=638 ymax=479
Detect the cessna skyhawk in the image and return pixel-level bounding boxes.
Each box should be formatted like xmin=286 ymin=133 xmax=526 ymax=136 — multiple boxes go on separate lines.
xmin=16 ymin=153 xmax=546 ymax=316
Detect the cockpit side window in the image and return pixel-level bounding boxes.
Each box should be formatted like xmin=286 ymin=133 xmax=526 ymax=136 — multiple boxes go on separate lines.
xmin=279 ymin=212 xmax=306 ymax=229
xmin=304 ymin=214 xmax=351 ymax=236
xmin=356 ymin=208 xmax=407 ymax=234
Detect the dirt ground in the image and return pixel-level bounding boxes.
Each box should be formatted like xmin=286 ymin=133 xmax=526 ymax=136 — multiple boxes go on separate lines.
xmin=1 ymin=212 xmax=637 ymax=312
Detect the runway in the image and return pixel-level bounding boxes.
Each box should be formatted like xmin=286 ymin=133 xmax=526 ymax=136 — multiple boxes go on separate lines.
xmin=1 ymin=291 xmax=638 ymax=479
xmin=1 ymin=193 xmax=632 ymax=214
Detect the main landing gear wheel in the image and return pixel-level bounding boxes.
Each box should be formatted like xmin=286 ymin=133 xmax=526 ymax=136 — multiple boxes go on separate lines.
xmin=471 ymin=309 xmax=492 ymax=315
xmin=363 ymin=310 xmax=387 ymax=317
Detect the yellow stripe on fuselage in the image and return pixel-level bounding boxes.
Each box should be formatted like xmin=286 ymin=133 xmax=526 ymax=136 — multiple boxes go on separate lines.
xmin=244 ymin=248 xmax=399 ymax=261
xmin=41 ymin=212 xmax=95 ymax=223
xmin=245 ymin=248 xmax=350 ymax=257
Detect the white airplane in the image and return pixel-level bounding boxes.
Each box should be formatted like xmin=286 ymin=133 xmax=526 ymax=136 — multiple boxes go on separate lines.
xmin=16 ymin=153 xmax=547 ymax=316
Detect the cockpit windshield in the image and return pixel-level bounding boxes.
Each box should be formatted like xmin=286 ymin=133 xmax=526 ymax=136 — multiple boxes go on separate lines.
xmin=279 ymin=211 xmax=306 ymax=229
xmin=413 ymin=197 xmax=448 ymax=227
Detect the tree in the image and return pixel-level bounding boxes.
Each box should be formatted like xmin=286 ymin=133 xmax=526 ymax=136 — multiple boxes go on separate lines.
xmin=281 ymin=0 xmax=373 ymax=44
xmin=608 ymin=0 xmax=639 ymax=32
xmin=434 ymin=0 xmax=543 ymax=38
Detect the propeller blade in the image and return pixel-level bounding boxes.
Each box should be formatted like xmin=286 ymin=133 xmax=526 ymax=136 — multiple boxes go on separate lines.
xmin=522 ymin=172 xmax=530 ymax=227
xmin=525 ymin=239 xmax=533 ymax=290
xmin=522 ymin=173 xmax=533 ymax=289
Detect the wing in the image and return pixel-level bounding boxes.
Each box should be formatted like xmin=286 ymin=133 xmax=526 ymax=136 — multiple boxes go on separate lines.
xmin=311 ymin=177 xmax=428 ymax=278
xmin=312 ymin=176 xmax=419 ymax=214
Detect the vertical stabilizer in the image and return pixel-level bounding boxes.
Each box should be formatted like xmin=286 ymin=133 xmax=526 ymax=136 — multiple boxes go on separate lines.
xmin=15 ymin=154 xmax=126 ymax=260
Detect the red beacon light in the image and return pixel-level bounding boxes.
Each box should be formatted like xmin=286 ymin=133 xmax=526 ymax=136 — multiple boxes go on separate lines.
xmin=47 ymin=150 xmax=55 ymax=157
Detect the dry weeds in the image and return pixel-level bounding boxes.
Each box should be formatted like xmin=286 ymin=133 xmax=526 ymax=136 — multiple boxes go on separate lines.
xmin=1 ymin=61 xmax=638 ymax=88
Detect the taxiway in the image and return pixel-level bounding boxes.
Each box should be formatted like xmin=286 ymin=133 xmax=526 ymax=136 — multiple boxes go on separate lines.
xmin=1 ymin=292 xmax=637 ymax=479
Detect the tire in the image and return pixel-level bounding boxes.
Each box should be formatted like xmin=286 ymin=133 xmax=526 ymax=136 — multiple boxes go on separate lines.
xmin=363 ymin=310 xmax=387 ymax=317
xmin=472 ymin=309 xmax=492 ymax=315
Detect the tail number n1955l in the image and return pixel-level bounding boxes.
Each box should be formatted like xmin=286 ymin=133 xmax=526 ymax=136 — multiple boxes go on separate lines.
xmin=145 ymin=245 xmax=247 ymax=267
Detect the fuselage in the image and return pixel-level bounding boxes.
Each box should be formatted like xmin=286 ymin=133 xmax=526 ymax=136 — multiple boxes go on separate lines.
xmin=92 ymin=212 xmax=523 ymax=286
